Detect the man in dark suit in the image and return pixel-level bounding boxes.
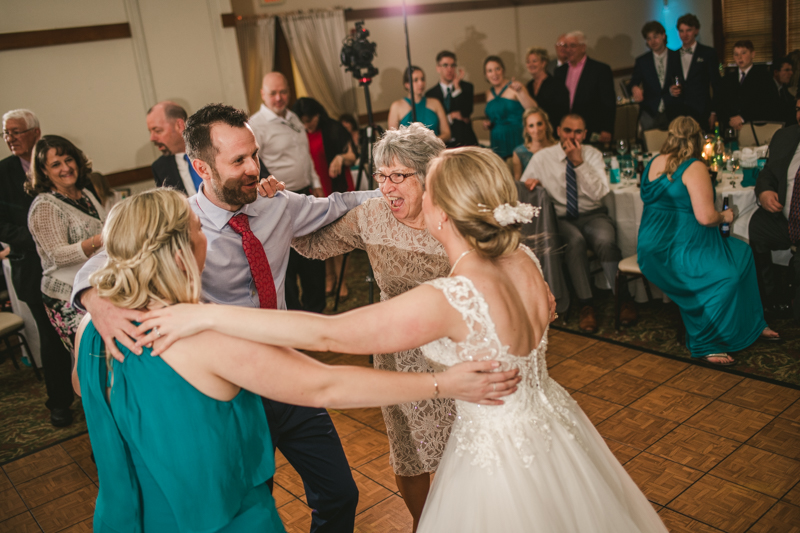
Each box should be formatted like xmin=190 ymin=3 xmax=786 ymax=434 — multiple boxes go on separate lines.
xmin=769 ymin=57 xmax=796 ymax=126
xmin=425 ymin=50 xmax=478 ymax=147
xmin=749 ymin=100 xmax=800 ymax=319
xmin=670 ymin=13 xmax=720 ymax=131
xmin=0 ymin=109 xmax=74 ymax=427
xmin=554 ymin=31 xmax=616 ymax=144
xmin=546 ymin=34 xmax=569 ymax=77
xmin=717 ymin=41 xmax=775 ymax=130
xmin=146 ymin=101 xmax=196 ymax=194
xmin=629 ymin=21 xmax=681 ymax=131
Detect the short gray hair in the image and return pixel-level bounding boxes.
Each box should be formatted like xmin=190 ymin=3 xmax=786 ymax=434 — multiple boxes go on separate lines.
xmin=566 ymin=31 xmax=586 ymax=45
xmin=373 ymin=123 xmax=446 ymax=186
xmin=3 ymin=109 xmax=39 ymax=130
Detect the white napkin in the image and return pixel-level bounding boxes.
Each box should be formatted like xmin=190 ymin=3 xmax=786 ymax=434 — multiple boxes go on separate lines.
xmin=740 ymin=147 xmax=758 ymax=168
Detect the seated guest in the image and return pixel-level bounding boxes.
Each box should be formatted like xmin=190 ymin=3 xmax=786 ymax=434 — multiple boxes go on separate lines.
xmin=546 ymin=34 xmax=569 ymax=76
xmin=769 ymin=57 xmax=795 ymax=126
xmin=512 ymin=108 xmax=557 ymax=181
xmin=749 ymin=101 xmax=800 ymax=319
xmin=522 ymin=114 xmax=634 ymax=331
xmin=388 ymin=66 xmax=451 ymax=143
xmin=638 ymin=116 xmax=780 ymax=366
xmin=717 ymin=40 xmax=774 ymax=131
xmin=524 ymin=47 xmax=569 ymax=132
xmin=483 ymin=56 xmax=536 ymax=159
xmin=1 ymin=109 xmax=75 ymax=427
xmin=672 ymin=14 xmax=720 ymax=130
xmin=554 ymin=31 xmax=616 ymax=144
xmin=293 ymin=97 xmax=357 ymax=300
xmin=74 ymin=187 xmax=517 ymax=532
xmin=629 ymin=21 xmax=681 ymax=131
xmin=26 ymin=135 xmax=106 ymax=353
xmin=425 ymin=50 xmax=478 ymax=147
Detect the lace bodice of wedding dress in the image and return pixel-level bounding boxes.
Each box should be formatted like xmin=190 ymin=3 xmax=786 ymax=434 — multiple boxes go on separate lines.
xmin=421 ymin=249 xmax=583 ymax=472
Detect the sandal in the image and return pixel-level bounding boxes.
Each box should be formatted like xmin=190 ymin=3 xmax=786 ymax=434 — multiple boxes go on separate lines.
xmin=699 ymin=353 xmax=737 ymax=367
xmin=760 ymin=327 xmax=782 ymax=343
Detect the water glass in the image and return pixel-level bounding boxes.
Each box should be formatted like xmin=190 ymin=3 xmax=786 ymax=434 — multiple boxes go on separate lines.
xmin=620 ymin=160 xmax=635 ymax=184
xmin=617 ymin=139 xmax=628 ymax=157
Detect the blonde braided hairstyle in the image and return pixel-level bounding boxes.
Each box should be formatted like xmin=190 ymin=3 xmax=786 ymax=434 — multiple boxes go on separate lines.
xmin=90 ymin=188 xmax=202 ymax=311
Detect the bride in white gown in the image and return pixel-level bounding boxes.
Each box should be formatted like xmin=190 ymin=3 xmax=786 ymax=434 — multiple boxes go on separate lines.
xmin=135 ymin=147 xmax=667 ymax=532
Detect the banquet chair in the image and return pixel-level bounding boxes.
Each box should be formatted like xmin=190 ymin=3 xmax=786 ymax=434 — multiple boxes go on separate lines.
xmin=0 ymin=312 xmax=42 ymax=380
xmin=643 ymin=129 xmax=669 ymax=153
xmin=614 ymin=255 xmax=653 ymax=330
xmin=738 ymin=122 xmax=784 ymax=148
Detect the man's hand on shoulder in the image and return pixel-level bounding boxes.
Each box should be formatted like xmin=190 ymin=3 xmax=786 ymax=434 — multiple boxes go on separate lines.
xmin=82 ymin=288 xmax=146 ymax=362
xmin=257 ymin=175 xmax=286 ymax=198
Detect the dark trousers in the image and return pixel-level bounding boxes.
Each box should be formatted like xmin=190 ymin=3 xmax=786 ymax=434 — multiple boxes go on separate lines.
xmin=16 ymin=286 xmax=74 ymax=410
xmin=263 ymin=399 xmax=358 ymax=533
xmin=748 ymin=207 xmax=800 ymax=316
xmin=285 ymin=188 xmax=326 ymax=313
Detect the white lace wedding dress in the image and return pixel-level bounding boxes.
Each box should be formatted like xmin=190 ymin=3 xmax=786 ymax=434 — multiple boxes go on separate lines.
xmin=416 ymin=253 xmax=667 ymax=532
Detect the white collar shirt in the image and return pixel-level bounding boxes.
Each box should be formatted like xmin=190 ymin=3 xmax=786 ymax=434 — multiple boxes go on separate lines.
xmin=439 ymin=81 xmax=462 ymax=99
xmin=521 ymin=143 xmax=609 ymax=217
xmin=681 ymin=43 xmax=696 ymax=79
xmin=174 ymin=152 xmax=197 ymax=195
xmin=738 ymin=65 xmax=753 ymax=82
xmin=249 ymin=104 xmax=321 ymax=192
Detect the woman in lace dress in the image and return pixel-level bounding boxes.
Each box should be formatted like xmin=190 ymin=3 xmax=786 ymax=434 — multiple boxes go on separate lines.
xmin=27 ymin=135 xmax=106 ymax=352
xmin=290 ymin=123 xmax=452 ymax=529
xmin=138 ymin=147 xmax=666 ymax=532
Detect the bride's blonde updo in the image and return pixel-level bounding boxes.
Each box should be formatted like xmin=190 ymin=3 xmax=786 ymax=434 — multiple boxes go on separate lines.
xmin=427 ymin=146 xmax=521 ymax=258
xmin=89 ymin=188 xmax=201 ymax=310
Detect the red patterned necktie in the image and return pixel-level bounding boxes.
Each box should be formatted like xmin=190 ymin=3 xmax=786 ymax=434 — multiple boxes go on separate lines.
xmin=228 ymin=213 xmax=277 ymax=309
xmin=787 ymin=166 xmax=800 ymax=243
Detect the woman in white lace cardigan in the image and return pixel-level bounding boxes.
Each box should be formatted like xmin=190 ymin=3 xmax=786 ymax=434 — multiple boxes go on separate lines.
xmin=26 ymin=135 xmax=106 ymax=352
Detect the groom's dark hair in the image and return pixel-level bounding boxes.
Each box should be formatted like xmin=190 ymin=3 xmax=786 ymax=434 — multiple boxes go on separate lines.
xmin=184 ymin=103 xmax=250 ymax=168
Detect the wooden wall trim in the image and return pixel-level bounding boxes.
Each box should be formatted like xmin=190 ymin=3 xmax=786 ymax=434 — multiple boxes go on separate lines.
xmin=0 ymin=23 xmax=131 ymax=52
xmin=344 ymin=0 xmax=594 ymax=21
xmin=106 ymin=166 xmax=152 ymax=188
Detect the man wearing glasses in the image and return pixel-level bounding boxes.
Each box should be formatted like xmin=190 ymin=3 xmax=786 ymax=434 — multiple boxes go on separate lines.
xmin=521 ymin=113 xmax=632 ymax=332
xmin=1 ymin=109 xmax=76 ymax=427
xmin=425 ymin=50 xmax=478 ymax=147
xmin=547 ymin=34 xmax=569 ymax=77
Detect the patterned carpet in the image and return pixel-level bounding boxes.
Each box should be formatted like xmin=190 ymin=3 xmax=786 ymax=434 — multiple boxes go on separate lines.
xmin=3 ymin=248 xmax=797 ymax=464
xmin=551 ymin=290 xmax=800 ymax=389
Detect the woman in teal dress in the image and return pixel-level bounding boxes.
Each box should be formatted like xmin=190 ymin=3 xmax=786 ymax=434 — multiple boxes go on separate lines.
xmin=73 ymin=188 xmax=521 ymax=532
xmin=637 ymin=117 xmax=779 ymax=365
xmin=388 ymin=66 xmax=450 ymax=143
xmin=483 ymin=56 xmax=536 ymax=160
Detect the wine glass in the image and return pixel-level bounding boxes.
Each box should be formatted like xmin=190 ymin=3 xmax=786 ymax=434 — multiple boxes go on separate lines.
xmin=617 ymin=139 xmax=628 ymax=158
xmin=621 ymin=159 xmax=635 ymax=185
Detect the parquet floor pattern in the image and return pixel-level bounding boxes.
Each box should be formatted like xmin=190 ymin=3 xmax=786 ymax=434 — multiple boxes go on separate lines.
xmin=2 ymin=331 xmax=799 ymax=532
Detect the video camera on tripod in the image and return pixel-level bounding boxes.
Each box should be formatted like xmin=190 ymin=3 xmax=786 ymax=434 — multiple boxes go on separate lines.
xmin=340 ymin=21 xmax=379 ymax=84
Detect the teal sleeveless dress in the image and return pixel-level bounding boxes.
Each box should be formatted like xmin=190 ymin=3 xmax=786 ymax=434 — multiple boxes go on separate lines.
xmin=78 ymin=321 xmax=286 ymax=532
xmin=513 ymin=144 xmax=534 ymax=171
xmin=637 ymin=158 xmax=767 ymax=357
xmin=400 ymin=97 xmax=440 ymax=135
xmin=485 ymin=83 xmax=524 ymax=159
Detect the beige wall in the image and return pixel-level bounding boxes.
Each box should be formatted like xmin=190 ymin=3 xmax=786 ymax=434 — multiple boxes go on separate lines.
xmin=235 ymin=0 xmax=712 ymax=116
xmin=0 ymin=0 xmax=247 ymax=180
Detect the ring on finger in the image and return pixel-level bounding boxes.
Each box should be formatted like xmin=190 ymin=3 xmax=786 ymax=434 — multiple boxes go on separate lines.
xmin=154 ymin=326 xmax=162 ymax=338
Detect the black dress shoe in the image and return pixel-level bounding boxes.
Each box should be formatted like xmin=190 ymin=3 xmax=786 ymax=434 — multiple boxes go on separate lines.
xmin=50 ymin=408 xmax=73 ymax=428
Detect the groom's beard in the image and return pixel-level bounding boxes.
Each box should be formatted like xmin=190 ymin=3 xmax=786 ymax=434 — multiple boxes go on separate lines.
xmin=208 ymin=167 xmax=259 ymax=206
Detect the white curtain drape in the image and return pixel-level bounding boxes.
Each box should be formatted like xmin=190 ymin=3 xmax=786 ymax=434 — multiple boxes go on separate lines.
xmin=235 ymin=17 xmax=276 ymax=114
xmin=279 ymin=10 xmax=357 ymax=118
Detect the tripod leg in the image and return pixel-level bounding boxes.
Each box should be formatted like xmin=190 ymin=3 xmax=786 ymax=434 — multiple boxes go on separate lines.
xmin=333 ymin=253 xmax=350 ymax=312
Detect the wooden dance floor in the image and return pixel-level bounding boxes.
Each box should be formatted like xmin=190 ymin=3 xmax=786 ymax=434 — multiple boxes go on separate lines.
xmin=1 ymin=330 xmax=799 ymax=532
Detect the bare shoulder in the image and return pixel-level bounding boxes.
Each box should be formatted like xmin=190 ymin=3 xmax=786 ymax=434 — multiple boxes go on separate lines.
xmin=682 ymin=159 xmax=710 ymax=182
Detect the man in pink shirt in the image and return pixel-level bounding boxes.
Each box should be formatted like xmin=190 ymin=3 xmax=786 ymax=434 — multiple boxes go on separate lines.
xmin=555 ymin=31 xmax=616 ymax=144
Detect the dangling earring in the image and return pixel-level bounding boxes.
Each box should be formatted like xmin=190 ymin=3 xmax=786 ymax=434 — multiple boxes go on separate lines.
xmin=438 ymin=220 xmax=443 ymax=231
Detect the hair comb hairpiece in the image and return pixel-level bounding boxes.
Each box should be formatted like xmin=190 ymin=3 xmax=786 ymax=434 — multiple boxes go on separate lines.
xmin=492 ymin=202 xmax=539 ymax=226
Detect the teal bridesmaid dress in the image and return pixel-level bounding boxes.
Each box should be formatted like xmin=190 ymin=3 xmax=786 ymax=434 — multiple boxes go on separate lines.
xmin=400 ymin=97 xmax=440 ymax=135
xmin=78 ymin=321 xmax=286 ymax=532
xmin=637 ymin=157 xmax=767 ymax=357
xmin=485 ymin=83 xmax=524 ymax=159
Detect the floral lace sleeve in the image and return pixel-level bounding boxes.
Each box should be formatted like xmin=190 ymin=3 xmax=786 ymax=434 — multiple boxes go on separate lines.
xmin=291 ymin=203 xmax=366 ymax=260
